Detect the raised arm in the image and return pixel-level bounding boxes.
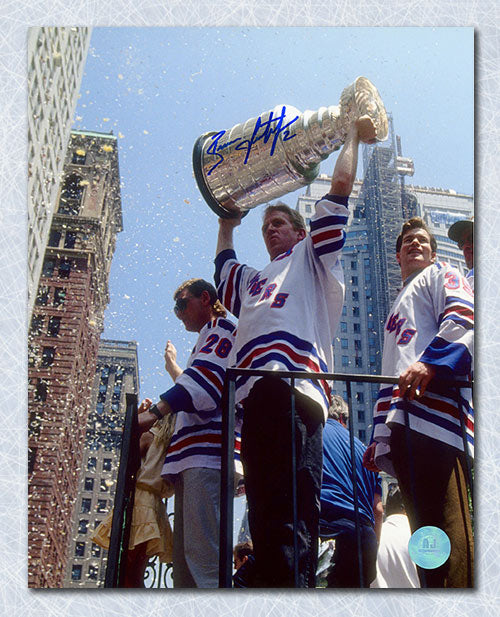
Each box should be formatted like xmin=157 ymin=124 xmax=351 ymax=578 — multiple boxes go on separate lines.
xmin=329 ymin=115 xmax=376 ymax=197
xmin=216 ymin=215 xmax=242 ymax=257
xmin=164 ymin=340 xmax=183 ymax=382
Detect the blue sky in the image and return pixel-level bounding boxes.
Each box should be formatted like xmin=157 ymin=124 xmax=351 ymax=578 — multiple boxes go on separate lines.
xmin=73 ymin=26 xmax=473 ymax=401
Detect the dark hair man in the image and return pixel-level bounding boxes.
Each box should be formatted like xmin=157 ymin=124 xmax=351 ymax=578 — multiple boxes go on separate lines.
xmin=364 ymin=217 xmax=474 ymax=588
xmin=138 ymin=278 xmax=238 ymax=588
xmin=232 ymin=541 xmax=256 ymax=588
xmin=448 ymin=217 xmax=474 ymax=291
xmin=214 ymin=116 xmax=376 ymax=587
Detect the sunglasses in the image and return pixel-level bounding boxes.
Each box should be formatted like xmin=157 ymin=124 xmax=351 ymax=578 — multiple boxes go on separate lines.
xmin=174 ymin=296 xmax=190 ymax=314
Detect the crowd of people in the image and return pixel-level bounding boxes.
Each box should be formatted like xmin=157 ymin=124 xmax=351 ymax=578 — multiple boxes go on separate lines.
xmin=105 ymin=114 xmax=474 ymax=589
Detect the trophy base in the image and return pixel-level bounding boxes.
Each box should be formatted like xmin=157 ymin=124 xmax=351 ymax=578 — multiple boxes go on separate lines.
xmin=192 ymin=134 xmax=249 ymax=219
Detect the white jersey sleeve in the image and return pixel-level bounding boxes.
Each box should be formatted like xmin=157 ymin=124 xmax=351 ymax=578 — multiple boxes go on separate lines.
xmin=160 ymin=317 xmax=236 ymax=413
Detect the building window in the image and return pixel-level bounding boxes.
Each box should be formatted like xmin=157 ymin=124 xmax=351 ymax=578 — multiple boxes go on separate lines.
xmin=342 ymin=306 xmax=347 ymax=316
xmin=35 ymin=286 xmax=49 ymax=306
xmin=96 ymin=403 xmax=104 ymax=415
xmin=42 ymin=258 xmax=55 ymax=277
xmin=357 ymin=409 xmax=365 ymax=422
xmin=351 ymin=276 xmax=358 ymax=286
xmin=358 ymin=430 xmax=366 ymax=443
xmin=351 ymin=261 xmax=357 ymax=270
xmin=72 ymin=150 xmax=86 ymax=165
xmin=58 ymin=259 xmax=71 ymax=278
xmin=353 ymin=323 xmax=360 ymax=333
xmin=47 ymin=316 xmax=61 ymax=337
xmin=71 ymin=564 xmax=82 ymax=581
xmin=354 ymin=340 xmax=362 ymax=351
xmin=28 ymin=447 xmax=37 ymax=475
xmin=88 ymin=565 xmax=98 ymax=580
xmin=34 ymin=379 xmax=48 ymax=402
xmin=356 ymin=392 xmax=364 ymax=403
xmin=97 ymin=499 xmax=108 ymax=513
xmin=103 ymin=458 xmax=112 ymax=471
xmin=64 ymin=231 xmax=77 ymax=249
xmin=80 ymin=498 xmax=91 ymax=514
xmin=341 ymin=338 xmax=348 ymax=349
xmin=48 ymin=230 xmax=61 ymax=247
xmin=28 ymin=344 xmax=38 ymax=368
xmin=59 ymin=173 xmax=84 ymax=215
xmin=352 ymin=291 xmax=359 ymax=301
xmin=355 ymin=357 xmax=363 ymax=368
xmin=41 ymin=346 xmax=55 ymax=367
xmin=53 ymin=287 xmax=66 ymax=306
xmin=75 ymin=542 xmax=85 ymax=557
xmin=28 ymin=410 xmax=41 ymax=438
xmin=100 ymin=479 xmax=109 ymax=492
xmin=78 ymin=520 xmax=89 ymax=534
xmin=91 ymin=543 xmax=101 ymax=557
xmin=30 ymin=315 xmax=44 ymax=336
xmin=342 ymin=356 xmax=349 ymax=367
xmin=340 ymin=321 xmax=347 ymax=333
xmin=352 ymin=307 xmax=360 ymax=317
xmin=84 ymin=477 xmax=94 ymax=491
xmin=87 ymin=457 xmax=97 ymax=471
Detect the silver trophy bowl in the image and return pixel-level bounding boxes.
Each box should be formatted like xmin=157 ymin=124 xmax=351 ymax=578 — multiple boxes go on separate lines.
xmin=193 ymin=76 xmax=388 ymax=218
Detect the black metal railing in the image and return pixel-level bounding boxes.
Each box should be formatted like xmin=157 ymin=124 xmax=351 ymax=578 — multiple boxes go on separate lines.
xmin=104 ymin=393 xmax=140 ymax=587
xmin=104 ymin=373 xmax=472 ymax=588
xmin=219 ymin=368 xmax=473 ymax=588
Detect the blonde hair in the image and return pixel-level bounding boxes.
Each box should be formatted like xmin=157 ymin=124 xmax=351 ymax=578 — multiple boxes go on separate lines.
xmin=174 ymin=278 xmax=226 ymax=318
xmin=263 ymin=202 xmax=306 ymax=232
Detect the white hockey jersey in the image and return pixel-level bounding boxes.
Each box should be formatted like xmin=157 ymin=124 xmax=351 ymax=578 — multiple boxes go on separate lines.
xmin=215 ymin=195 xmax=349 ymax=421
xmin=160 ymin=316 xmax=240 ymax=478
xmin=372 ymin=261 xmax=474 ymax=475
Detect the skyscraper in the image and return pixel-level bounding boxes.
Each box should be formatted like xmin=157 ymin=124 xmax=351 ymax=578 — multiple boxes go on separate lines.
xmin=28 ymin=27 xmax=91 ymax=317
xmin=64 ymin=339 xmax=139 ymax=588
xmin=28 ymin=129 xmax=122 ymax=587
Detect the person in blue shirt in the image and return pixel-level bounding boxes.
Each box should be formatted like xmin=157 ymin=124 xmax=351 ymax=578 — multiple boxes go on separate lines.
xmin=319 ymin=395 xmax=383 ymax=587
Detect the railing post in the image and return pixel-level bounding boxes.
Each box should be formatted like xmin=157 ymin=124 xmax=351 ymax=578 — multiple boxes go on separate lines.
xmin=219 ymin=370 xmax=236 ymax=588
xmin=402 ymin=394 xmax=427 ymax=588
xmin=290 ymin=379 xmax=299 ymax=587
xmin=104 ymin=392 xmax=140 ymax=587
xmin=346 ymin=379 xmax=364 ymax=587
xmin=455 ymin=385 xmax=474 ymax=509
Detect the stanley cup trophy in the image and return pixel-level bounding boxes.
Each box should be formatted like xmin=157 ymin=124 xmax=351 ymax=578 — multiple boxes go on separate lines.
xmin=192 ymin=76 xmax=388 ymax=218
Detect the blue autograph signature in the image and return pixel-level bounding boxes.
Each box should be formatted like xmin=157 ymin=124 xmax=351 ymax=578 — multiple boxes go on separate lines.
xmin=206 ymin=106 xmax=299 ymax=175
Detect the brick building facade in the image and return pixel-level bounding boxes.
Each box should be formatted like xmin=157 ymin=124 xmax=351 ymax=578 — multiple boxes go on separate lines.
xmin=28 ymin=130 xmax=122 ymax=587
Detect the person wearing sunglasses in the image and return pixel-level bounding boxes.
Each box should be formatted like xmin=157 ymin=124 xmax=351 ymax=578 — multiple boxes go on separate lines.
xmin=138 ymin=278 xmax=238 ymax=588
